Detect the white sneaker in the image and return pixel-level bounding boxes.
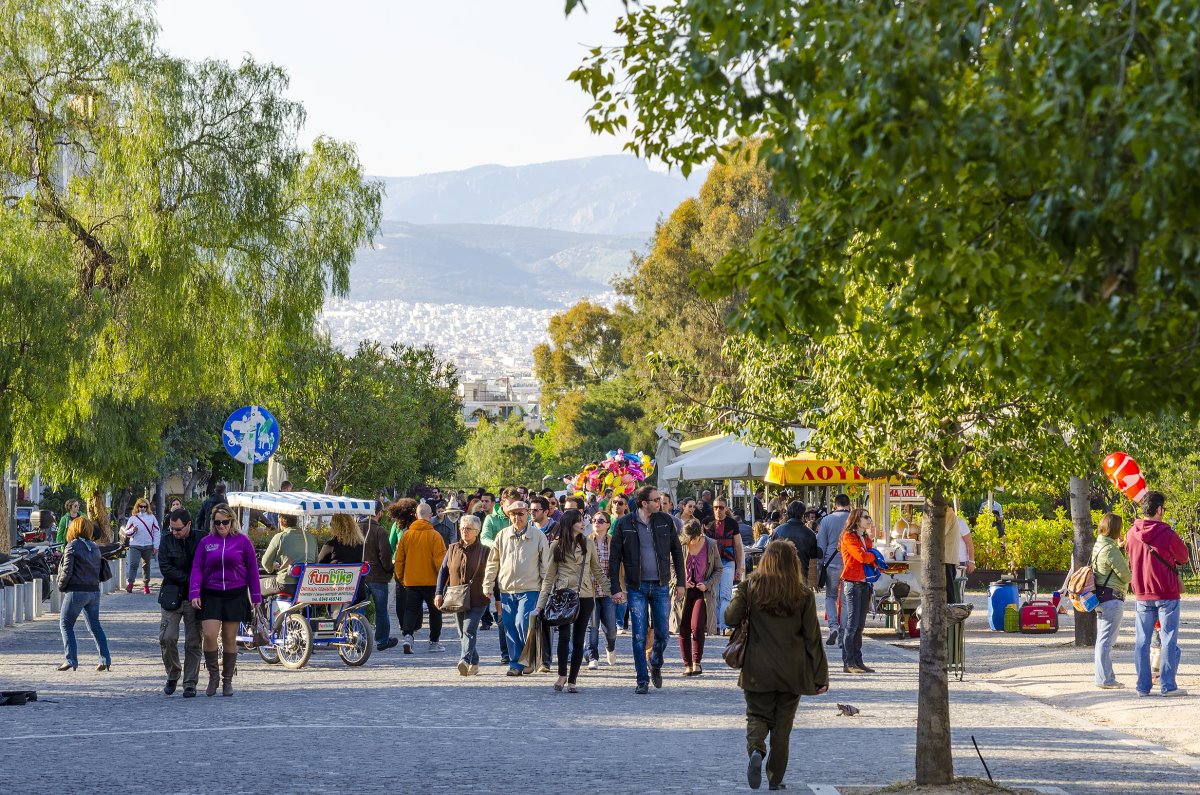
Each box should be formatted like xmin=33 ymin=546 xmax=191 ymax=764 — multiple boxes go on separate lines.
xmin=428 ymin=642 xmax=446 ymax=653
xmin=606 ymin=650 xmax=616 ymax=666
xmin=402 ymin=635 xmax=414 ymax=654
xmin=588 ymin=659 xmax=598 ymax=670
xmin=467 ymin=663 xmax=479 ymax=676
xmin=1096 ymin=682 xmax=1125 ymax=690
xmin=1162 ymin=688 xmax=1189 ymax=697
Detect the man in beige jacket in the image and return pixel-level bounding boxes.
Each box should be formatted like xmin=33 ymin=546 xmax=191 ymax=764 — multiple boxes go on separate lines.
xmin=482 ymin=500 xmax=550 ymax=676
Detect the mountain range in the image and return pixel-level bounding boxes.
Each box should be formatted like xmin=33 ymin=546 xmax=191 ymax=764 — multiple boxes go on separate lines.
xmin=343 ymin=155 xmax=700 ymax=307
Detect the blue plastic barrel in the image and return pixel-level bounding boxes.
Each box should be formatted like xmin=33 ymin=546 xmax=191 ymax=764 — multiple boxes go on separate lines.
xmin=988 ymin=579 xmax=1019 ymax=631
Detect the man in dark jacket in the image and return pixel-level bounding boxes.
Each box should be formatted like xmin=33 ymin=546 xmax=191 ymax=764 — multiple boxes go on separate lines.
xmin=362 ymin=504 xmax=398 ymax=651
xmin=158 ymin=508 xmax=205 ymax=697
xmin=770 ymin=501 xmax=820 ymax=585
xmin=609 ymin=486 xmax=686 ymax=694
xmin=195 ymin=483 xmax=226 ymax=535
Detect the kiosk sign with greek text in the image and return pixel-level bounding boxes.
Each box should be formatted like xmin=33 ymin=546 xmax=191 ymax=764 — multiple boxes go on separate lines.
xmin=293 ymin=565 xmax=362 ymax=604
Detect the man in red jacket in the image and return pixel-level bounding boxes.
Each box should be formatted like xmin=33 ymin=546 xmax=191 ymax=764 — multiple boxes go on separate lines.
xmin=1126 ymin=491 xmax=1190 ymax=697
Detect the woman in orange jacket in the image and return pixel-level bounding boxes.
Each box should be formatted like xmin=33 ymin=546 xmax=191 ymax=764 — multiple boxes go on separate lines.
xmin=838 ymin=508 xmax=877 ymax=674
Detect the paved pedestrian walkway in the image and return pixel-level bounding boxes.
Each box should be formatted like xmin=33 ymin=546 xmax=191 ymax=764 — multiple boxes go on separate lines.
xmin=0 ymin=586 xmax=1197 ymax=795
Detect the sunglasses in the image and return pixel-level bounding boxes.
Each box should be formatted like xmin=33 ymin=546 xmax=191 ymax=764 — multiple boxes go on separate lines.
xmin=612 ymin=500 xmax=626 ymax=506
xmin=212 ymin=519 xmax=232 ymax=527
xmin=592 ymin=518 xmax=609 ymax=524
xmin=170 ymin=525 xmax=188 ymax=533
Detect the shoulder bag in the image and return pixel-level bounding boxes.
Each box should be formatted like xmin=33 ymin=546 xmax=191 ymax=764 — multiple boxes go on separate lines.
xmin=723 ymin=580 xmax=751 ymax=669
xmin=544 ymin=546 xmax=587 ymax=627
xmin=440 ymin=545 xmax=484 ymax=614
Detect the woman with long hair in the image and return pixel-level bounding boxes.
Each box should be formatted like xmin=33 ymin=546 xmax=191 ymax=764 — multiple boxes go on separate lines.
xmin=189 ymin=504 xmax=261 ymax=696
xmin=122 ymin=496 xmax=161 ymax=594
xmin=1093 ymin=513 xmax=1131 ymax=689
xmin=318 ymin=513 xmax=366 ymax=563
xmin=674 ymin=519 xmax=721 ymax=676
xmin=536 ymin=509 xmax=606 ymax=692
xmin=838 ymin=507 xmax=877 ymax=674
xmin=56 ymin=517 xmax=112 ymax=672
xmin=726 ymin=541 xmax=828 ymax=790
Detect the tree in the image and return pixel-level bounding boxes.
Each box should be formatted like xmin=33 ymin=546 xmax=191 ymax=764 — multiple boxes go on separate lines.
xmin=617 ymin=143 xmax=788 ymax=427
xmin=272 ymin=338 xmax=461 ymax=495
xmin=533 ymin=300 xmax=624 ymax=411
xmin=564 ymin=0 xmax=1200 ymax=782
xmin=542 ymin=378 xmax=648 ymax=472
xmin=456 ymin=416 xmax=545 ymax=491
xmin=1 ymin=0 xmax=381 ymax=530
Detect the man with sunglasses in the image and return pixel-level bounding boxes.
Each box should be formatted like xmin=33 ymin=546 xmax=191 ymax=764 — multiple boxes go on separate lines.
xmin=610 ymin=486 xmax=686 ymax=694
xmin=157 ymin=508 xmax=205 ymax=697
xmin=706 ymin=498 xmax=746 ymax=635
xmin=482 ymin=499 xmax=551 ymax=676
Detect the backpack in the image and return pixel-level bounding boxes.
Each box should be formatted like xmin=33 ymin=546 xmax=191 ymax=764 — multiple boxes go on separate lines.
xmin=1064 ymin=565 xmax=1099 ymax=613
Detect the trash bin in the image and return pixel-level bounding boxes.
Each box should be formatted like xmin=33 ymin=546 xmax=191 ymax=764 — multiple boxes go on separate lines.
xmin=988 ymin=579 xmax=1019 ymax=631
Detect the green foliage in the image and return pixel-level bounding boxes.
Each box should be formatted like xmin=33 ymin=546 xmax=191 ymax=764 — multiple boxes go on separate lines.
xmin=541 ymin=377 xmax=648 ymax=473
xmin=456 ymin=416 xmax=545 ymax=490
xmin=272 ymin=338 xmax=460 ymax=495
xmin=532 ymin=300 xmax=624 ymax=410
xmin=0 ymin=0 xmax=381 ymax=497
xmin=994 ymin=502 xmax=1044 ymax=522
xmin=618 ymin=142 xmax=788 ymax=429
xmin=974 ymin=512 xmax=1075 ymax=572
xmin=572 ymin=0 xmax=1200 ymax=427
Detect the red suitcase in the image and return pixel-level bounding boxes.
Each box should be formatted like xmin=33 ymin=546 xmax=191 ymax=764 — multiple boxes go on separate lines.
xmin=1019 ymin=600 xmax=1058 ymax=634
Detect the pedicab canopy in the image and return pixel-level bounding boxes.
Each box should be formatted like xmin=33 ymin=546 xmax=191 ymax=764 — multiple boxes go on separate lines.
xmin=224 ymin=490 xmax=376 ymax=518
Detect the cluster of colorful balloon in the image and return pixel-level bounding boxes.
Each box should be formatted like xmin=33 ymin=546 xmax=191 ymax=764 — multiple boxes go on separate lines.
xmin=565 ymin=450 xmax=656 ymax=497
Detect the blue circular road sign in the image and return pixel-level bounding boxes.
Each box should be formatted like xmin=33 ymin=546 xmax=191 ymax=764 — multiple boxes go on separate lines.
xmin=222 ymin=405 xmax=280 ymax=465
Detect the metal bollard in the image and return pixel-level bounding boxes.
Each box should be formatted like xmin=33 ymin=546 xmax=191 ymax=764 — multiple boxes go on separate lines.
xmin=21 ymin=582 xmax=34 ymax=622
xmin=116 ymin=559 xmax=126 ymax=591
xmin=12 ymin=584 xmax=23 ymax=624
xmin=49 ymin=586 xmax=62 ymax=613
xmin=32 ymin=580 xmax=41 ymax=619
xmin=0 ymin=587 xmax=6 ymax=627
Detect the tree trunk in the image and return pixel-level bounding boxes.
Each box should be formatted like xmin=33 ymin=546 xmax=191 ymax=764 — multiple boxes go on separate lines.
xmin=1069 ymin=474 xmax=1097 ymax=647
xmin=115 ymin=487 xmax=132 ymax=528
xmin=88 ymin=487 xmax=111 ymax=542
xmin=0 ymin=465 xmax=10 ymax=554
xmin=916 ymin=488 xmax=954 ymax=785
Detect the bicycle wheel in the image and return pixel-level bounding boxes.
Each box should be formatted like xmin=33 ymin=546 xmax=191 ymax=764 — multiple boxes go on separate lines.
xmin=276 ymin=614 xmax=313 ymax=669
xmin=337 ymin=612 xmax=374 ymax=667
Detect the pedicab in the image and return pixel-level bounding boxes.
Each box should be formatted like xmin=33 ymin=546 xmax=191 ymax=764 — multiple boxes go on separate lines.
xmin=225 ymin=490 xmax=377 ymax=670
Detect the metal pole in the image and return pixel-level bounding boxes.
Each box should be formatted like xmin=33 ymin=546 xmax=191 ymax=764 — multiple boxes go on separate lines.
xmin=242 ymin=458 xmax=253 ymax=534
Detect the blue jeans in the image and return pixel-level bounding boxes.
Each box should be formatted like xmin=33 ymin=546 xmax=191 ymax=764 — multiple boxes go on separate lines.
xmin=627 ymin=582 xmax=671 ymax=686
xmin=500 ymin=591 xmax=539 ymax=672
xmin=456 ymin=605 xmax=486 ymax=665
xmin=717 ymin=560 xmax=736 ymax=631
xmin=615 ymin=599 xmax=628 ymax=629
xmin=1135 ymin=599 xmax=1181 ymax=694
xmin=126 ymin=545 xmax=153 ymax=584
xmin=840 ymin=581 xmax=870 ymax=668
xmin=1094 ymin=598 xmax=1125 ymax=686
xmin=587 ymin=596 xmax=616 ymax=660
xmin=60 ymin=590 xmax=111 ymax=667
xmin=365 ymin=582 xmax=391 ymax=645
xmin=824 ymin=566 xmax=844 ymax=634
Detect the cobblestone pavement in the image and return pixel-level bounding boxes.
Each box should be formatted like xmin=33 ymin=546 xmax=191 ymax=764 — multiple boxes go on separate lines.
xmin=1 ymin=585 xmax=1198 ymax=795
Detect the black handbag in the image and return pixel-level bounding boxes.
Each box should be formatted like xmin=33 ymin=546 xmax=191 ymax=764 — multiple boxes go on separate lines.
xmin=158 ymin=581 xmax=183 ymax=611
xmin=543 ymin=549 xmax=587 ymax=627
xmin=98 ymin=557 xmax=112 ymax=583
xmin=723 ymin=581 xmax=751 ymax=669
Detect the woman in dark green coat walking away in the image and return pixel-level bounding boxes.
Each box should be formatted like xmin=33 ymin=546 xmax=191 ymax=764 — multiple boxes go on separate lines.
xmin=726 ymin=540 xmax=829 ymax=791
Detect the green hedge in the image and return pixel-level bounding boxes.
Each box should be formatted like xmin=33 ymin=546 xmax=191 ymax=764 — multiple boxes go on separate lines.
xmin=974 ymin=509 xmax=1077 ymax=570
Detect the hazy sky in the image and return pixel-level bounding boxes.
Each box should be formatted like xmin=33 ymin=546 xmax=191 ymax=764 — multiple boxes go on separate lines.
xmin=155 ymin=0 xmax=630 ymax=177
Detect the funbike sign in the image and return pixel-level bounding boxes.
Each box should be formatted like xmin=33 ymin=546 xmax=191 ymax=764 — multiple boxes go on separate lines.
xmin=293 ymin=565 xmax=363 ymax=604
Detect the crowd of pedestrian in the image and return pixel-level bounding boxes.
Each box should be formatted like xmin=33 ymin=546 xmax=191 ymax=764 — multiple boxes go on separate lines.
xmin=47 ymin=480 xmax=1195 ymax=790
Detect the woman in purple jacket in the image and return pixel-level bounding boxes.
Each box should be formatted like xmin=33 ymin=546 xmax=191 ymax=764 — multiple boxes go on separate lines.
xmin=189 ymin=504 xmax=261 ymax=696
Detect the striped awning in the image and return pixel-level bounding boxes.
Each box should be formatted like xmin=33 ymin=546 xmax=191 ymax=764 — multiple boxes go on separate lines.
xmin=224 ymin=491 xmax=376 ymax=517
